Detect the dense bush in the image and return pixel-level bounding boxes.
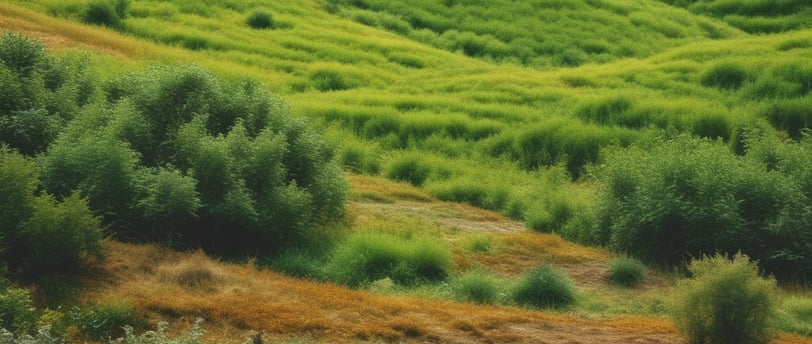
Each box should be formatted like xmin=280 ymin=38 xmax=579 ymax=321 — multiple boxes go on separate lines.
xmin=512 ymin=265 xmax=575 ymax=309
xmin=0 ymin=33 xmax=92 ymax=156
xmin=0 ymin=148 xmax=102 ymax=278
xmin=82 ymin=0 xmax=129 ymax=29
xmin=672 ymin=253 xmax=777 ymax=344
xmin=326 ymin=232 xmax=451 ymax=287
xmin=0 ymin=288 xmax=37 ymax=335
xmin=563 ymin=135 xmax=812 ymax=283
xmin=608 ymin=257 xmax=644 ymax=288
xmin=246 ymin=9 xmax=274 ymax=29
xmin=35 ymin=62 xmax=347 ymax=253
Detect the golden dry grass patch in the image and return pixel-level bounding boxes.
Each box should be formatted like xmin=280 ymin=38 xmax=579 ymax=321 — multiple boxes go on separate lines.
xmin=87 ymin=241 xmax=693 ymax=343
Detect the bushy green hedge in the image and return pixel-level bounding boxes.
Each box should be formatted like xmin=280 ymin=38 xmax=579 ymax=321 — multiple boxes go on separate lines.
xmin=563 ymin=134 xmax=812 ymax=283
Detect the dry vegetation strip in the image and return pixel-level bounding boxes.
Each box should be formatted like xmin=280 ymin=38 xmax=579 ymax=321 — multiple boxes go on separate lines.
xmin=89 ymin=242 xmax=682 ymax=344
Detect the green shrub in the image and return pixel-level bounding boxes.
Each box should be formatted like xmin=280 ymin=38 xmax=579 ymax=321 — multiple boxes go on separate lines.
xmin=326 ymin=232 xmax=451 ymax=288
xmin=115 ymin=318 xmax=204 ymax=344
xmin=18 ymin=194 xmax=103 ymax=275
xmin=246 ymin=9 xmax=274 ymax=29
xmin=67 ymin=302 xmax=143 ymax=341
xmin=82 ymin=0 xmax=122 ymax=28
xmin=512 ymin=264 xmax=575 ymax=309
xmin=454 ymin=268 xmax=500 ymax=304
xmin=608 ymin=257 xmax=644 ymax=288
xmin=0 ymin=288 xmax=37 ymax=335
xmin=0 ymin=32 xmax=46 ymax=78
xmin=39 ymin=135 xmax=140 ymax=225
xmin=565 ymin=135 xmax=812 ymax=282
xmin=701 ymin=62 xmax=751 ymax=90
xmin=672 ymin=253 xmax=777 ymax=344
xmin=386 ymin=154 xmax=432 ymax=186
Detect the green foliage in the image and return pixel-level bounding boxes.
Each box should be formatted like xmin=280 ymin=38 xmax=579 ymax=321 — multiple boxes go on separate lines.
xmin=326 ymin=232 xmax=451 ymax=288
xmin=266 ymin=248 xmax=324 ymax=280
xmin=113 ymin=318 xmax=204 ymax=344
xmin=386 ymin=154 xmax=433 ymax=186
xmin=40 ymin=135 xmax=139 ymax=224
xmin=564 ymin=135 xmax=812 ymax=283
xmin=333 ymin=0 xmax=732 ymax=66
xmin=776 ymin=297 xmax=812 ymax=336
xmin=666 ymin=0 xmax=812 ymax=33
xmin=512 ymin=264 xmax=575 ymax=309
xmin=82 ymin=0 xmax=127 ymax=29
xmin=760 ymin=97 xmax=812 ymax=140
xmin=18 ymin=194 xmax=102 ymax=275
xmin=0 ymin=33 xmax=92 ymax=156
xmin=672 ymin=253 xmax=777 ymax=344
xmin=453 ymin=268 xmax=500 ymax=304
xmin=463 ymin=234 xmax=493 ymax=253
xmin=608 ymin=257 xmax=644 ymax=288
xmin=0 ymin=32 xmax=45 ymax=78
xmin=67 ymin=303 xmax=143 ymax=341
xmin=0 ymin=148 xmax=38 ymax=243
xmin=701 ymin=62 xmax=752 ymax=90
xmin=0 ymin=288 xmax=37 ymax=335
xmin=134 ymin=168 xmax=201 ymax=223
xmin=246 ymin=9 xmax=274 ymax=29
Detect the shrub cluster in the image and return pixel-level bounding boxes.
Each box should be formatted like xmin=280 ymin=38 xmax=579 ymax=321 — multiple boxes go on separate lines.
xmin=0 ymin=148 xmax=103 ymax=279
xmin=672 ymin=253 xmax=777 ymax=344
xmin=563 ymin=134 xmax=812 ymax=283
xmin=36 ymin=64 xmax=347 ymax=253
xmin=0 ymin=32 xmax=94 ymax=155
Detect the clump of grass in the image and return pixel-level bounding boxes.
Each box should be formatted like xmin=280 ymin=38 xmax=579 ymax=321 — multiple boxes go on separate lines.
xmin=608 ymin=257 xmax=644 ymax=288
xmin=246 ymin=9 xmax=274 ymax=29
xmin=386 ymin=154 xmax=433 ymax=187
xmin=777 ymin=296 xmax=812 ymax=336
xmin=672 ymin=253 xmax=777 ymax=344
xmin=326 ymin=232 xmax=452 ymax=288
xmin=453 ymin=268 xmax=500 ymax=304
xmin=512 ymin=264 xmax=575 ymax=309
xmin=158 ymin=253 xmax=223 ymax=292
xmin=267 ymin=248 xmax=324 ymax=280
xmin=464 ymin=233 xmax=494 ymax=253
xmin=701 ymin=61 xmax=752 ymax=90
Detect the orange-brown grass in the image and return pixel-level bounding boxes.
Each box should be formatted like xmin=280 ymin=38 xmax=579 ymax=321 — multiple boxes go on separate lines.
xmin=88 ymin=241 xmax=687 ymax=344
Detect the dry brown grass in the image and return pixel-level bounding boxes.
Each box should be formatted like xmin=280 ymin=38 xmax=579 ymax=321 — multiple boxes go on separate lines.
xmin=87 ymin=241 xmax=688 ymax=344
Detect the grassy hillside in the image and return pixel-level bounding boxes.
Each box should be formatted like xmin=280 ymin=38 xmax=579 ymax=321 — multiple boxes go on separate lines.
xmin=0 ymin=0 xmax=811 ymax=342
